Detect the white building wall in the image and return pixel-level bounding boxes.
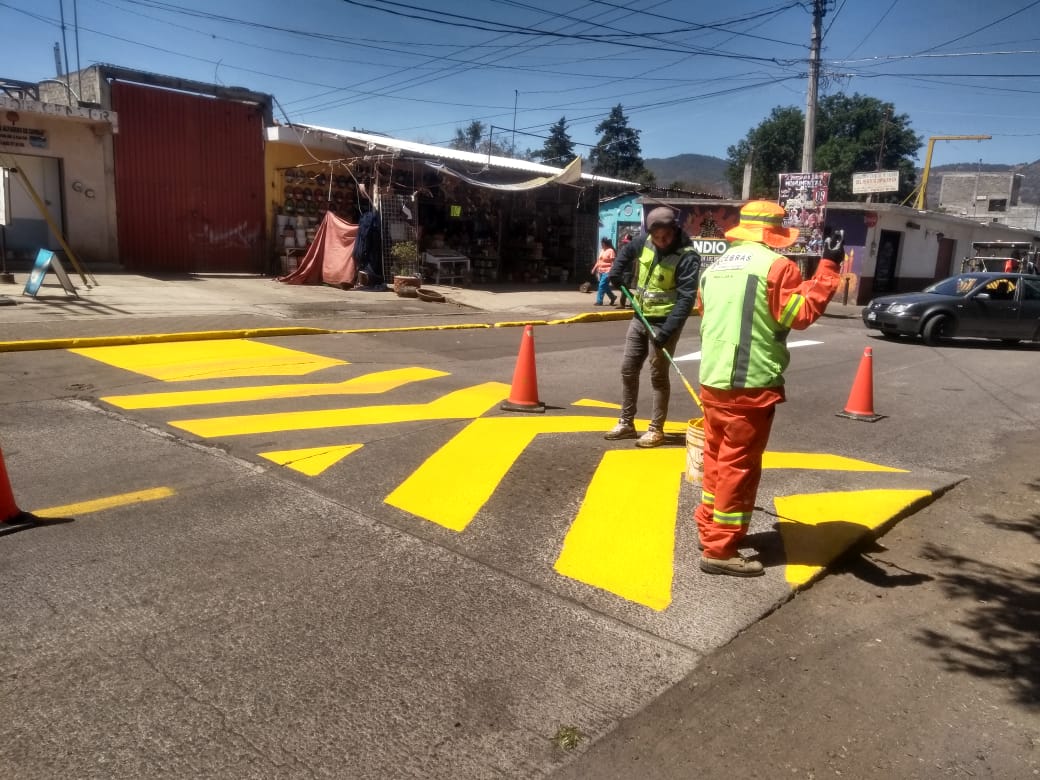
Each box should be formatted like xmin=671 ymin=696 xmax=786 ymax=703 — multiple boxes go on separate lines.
xmin=1 ymin=114 xmax=116 ymax=265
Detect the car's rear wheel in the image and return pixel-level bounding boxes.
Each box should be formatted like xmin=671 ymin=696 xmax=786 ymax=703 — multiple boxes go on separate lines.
xmin=922 ymin=314 xmax=954 ymax=345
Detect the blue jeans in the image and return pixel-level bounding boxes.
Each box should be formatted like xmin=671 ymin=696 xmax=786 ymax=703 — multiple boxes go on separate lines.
xmin=595 ymin=273 xmax=617 ymax=304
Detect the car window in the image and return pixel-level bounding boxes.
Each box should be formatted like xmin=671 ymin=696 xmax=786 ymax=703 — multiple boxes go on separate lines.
xmin=982 ymin=278 xmax=1016 ymax=300
xmin=926 ymin=276 xmax=981 ymax=296
xmin=1022 ymin=279 xmax=1040 ymax=301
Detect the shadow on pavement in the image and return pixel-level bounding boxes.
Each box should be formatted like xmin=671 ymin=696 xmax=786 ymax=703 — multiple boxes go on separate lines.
xmin=914 ymin=501 xmax=1040 ymax=709
xmin=0 ymin=512 xmax=76 ymax=536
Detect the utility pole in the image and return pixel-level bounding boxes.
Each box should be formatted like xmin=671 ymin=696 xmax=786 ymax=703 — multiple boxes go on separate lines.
xmin=801 ymin=0 xmax=825 ymax=173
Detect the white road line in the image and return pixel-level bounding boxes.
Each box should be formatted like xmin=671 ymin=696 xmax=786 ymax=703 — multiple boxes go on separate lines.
xmin=674 ymin=340 xmax=823 ymax=362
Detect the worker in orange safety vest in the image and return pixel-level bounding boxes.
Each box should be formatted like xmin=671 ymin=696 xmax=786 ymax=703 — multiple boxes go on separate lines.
xmin=694 ymin=200 xmax=843 ymax=577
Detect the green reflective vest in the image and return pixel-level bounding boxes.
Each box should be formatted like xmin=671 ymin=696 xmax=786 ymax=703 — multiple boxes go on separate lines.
xmin=698 ymin=242 xmax=791 ymax=390
xmin=634 ymin=242 xmax=689 ymax=319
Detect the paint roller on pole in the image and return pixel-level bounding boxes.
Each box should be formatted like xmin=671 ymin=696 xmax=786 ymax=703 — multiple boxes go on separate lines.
xmin=619 ymin=284 xmax=706 ymax=484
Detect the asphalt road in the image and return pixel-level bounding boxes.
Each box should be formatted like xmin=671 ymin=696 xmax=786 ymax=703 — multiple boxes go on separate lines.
xmin=1 ymin=311 xmax=1037 ymax=778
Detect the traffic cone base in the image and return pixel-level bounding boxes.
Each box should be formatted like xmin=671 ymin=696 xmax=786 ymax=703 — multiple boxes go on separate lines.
xmin=0 ymin=444 xmax=28 ymax=524
xmin=501 ymin=324 xmax=546 ymax=413
xmin=837 ymin=346 xmax=884 ymax=422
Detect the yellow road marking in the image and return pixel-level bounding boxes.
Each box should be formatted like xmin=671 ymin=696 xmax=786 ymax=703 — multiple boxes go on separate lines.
xmin=33 ymin=487 xmax=175 ymax=518
xmin=258 ymin=444 xmax=363 ymax=476
xmin=572 ymin=399 xmax=622 ymax=409
xmin=101 ymin=367 xmax=449 ymax=409
xmin=555 ymin=449 xmax=682 ymax=611
xmin=71 ymin=340 xmax=347 ymax=381
xmin=764 ymin=452 xmax=907 ymax=472
xmin=775 ymin=489 xmax=932 ymax=587
xmin=386 ymin=415 xmax=660 ymax=531
xmin=169 ymin=381 xmax=509 ymax=437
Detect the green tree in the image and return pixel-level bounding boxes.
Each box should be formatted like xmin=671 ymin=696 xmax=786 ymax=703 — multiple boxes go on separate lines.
xmin=725 ymin=106 xmax=803 ymax=199
xmin=452 ymin=120 xmax=485 ymax=152
xmin=814 ymin=94 xmax=920 ymax=202
xmin=726 ymin=93 xmax=921 ymax=203
xmin=538 ymin=117 xmax=576 ymax=166
xmin=589 ymin=104 xmax=646 ymax=181
xmin=450 ymin=120 xmax=515 ymax=157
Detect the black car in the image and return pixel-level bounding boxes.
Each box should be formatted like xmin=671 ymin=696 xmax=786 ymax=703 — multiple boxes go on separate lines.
xmin=862 ymin=272 xmax=1040 ymax=345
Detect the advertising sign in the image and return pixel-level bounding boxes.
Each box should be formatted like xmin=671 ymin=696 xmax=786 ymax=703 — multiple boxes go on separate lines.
xmin=690 ymin=237 xmax=729 ymax=265
xmin=852 ymin=171 xmax=899 ymax=194
xmin=778 ymin=172 xmax=830 ymax=254
xmin=23 ymin=249 xmax=77 ymax=298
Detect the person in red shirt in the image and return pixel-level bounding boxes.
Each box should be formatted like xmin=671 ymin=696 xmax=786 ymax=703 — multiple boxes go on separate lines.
xmin=694 ymin=201 xmax=843 ymax=577
xmin=591 ymin=238 xmax=618 ymax=306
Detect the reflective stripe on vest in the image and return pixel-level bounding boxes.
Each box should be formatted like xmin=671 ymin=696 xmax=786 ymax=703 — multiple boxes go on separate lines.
xmin=698 ymin=242 xmax=791 ymax=390
xmin=635 ymin=243 xmax=681 ymax=319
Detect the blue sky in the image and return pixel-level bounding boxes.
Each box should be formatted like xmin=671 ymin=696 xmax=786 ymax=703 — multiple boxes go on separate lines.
xmin=3 ymin=0 xmax=1039 ymax=169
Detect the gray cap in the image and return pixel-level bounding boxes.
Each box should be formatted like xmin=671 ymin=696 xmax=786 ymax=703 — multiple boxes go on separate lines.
xmin=645 ymin=207 xmax=678 ymax=229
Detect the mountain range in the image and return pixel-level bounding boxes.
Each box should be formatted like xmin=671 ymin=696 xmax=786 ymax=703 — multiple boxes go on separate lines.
xmin=643 ymin=154 xmax=1040 ymax=205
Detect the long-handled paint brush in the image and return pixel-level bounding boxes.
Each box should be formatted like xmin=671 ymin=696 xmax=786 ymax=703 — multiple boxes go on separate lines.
xmin=620 ymin=284 xmax=702 ymax=410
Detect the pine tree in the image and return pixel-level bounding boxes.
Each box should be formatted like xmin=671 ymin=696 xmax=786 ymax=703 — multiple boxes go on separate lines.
xmin=451 ymin=121 xmax=485 ymax=152
xmin=450 ymin=120 xmax=515 ymax=157
xmin=538 ymin=117 xmax=575 ymax=166
xmin=589 ymin=105 xmax=646 ymax=181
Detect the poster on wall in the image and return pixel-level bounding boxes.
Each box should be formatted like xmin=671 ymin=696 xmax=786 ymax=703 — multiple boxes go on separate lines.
xmin=778 ymin=172 xmax=830 ymax=254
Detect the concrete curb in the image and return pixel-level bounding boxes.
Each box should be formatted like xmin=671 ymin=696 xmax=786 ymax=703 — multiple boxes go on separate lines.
xmin=0 ymin=310 xmax=634 ymax=353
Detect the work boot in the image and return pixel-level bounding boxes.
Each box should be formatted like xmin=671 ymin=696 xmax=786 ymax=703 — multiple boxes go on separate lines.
xmin=699 ymin=554 xmax=764 ymax=577
xmin=604 ymin=422 xmax=637 ymax=440
xmin=635 ymin=429 xmax=665 ymax=448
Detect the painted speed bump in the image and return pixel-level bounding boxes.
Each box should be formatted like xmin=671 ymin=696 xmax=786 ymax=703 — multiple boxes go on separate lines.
xmin=555 ymin=448 xmax=682 ymax=611
xmin=101 ymin=367 xmax=448 ymax=409
xmin=259 ymin=445 xmax=364 ymax=476
xmin=71 ymin=340 xmax=347 ymax=381
xmin=775 ymin=488 xmax=932 ymax=587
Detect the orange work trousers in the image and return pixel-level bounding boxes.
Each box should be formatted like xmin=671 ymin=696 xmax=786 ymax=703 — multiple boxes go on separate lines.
xmin=694 ymin=401 xmax=775 ymax=559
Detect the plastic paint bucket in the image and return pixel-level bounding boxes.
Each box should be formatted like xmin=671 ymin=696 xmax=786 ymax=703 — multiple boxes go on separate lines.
xmin=685 ymin=417 xmax=705 ymax=484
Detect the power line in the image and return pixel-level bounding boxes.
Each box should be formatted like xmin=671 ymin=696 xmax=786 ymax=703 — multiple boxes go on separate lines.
xmin=914 ymin=0 xmax=1040 ymax=55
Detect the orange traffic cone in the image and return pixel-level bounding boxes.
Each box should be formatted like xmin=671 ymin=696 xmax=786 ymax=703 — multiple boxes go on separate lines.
xmin=838 ymin=347 xmax=884 ymax=422
xmin=0 ymin=443 xmax=30 ymax=524
xmin=500 ymin=324 xmax=546 ymax=413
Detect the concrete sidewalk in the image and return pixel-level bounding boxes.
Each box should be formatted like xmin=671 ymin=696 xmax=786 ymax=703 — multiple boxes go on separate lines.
xmin=0 ymin=271 xmax=864 ymax=348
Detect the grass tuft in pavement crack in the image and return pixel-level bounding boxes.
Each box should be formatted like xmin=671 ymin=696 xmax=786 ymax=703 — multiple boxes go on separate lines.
xmin=552 ymin=725 xmax=584 ymax=751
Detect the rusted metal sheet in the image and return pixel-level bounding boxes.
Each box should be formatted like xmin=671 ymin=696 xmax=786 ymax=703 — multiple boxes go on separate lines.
xmin=112 ymin=81 xmax=266 ymax=273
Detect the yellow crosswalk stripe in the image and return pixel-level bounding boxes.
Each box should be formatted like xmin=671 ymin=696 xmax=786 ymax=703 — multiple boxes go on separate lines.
xmin=71 ymin=340 xmax=347 ymax=381
xmin=386 ymin=415 xmax=622 ymax=531
xmin=763 ymin=452 xmax=906 ymax=472
xmin=572 ymin=398 xmax=622 ymax=409
xmin=259 ymin=445 xmax=364 ymax=476
xmin=169 ymin=381 xmax=509 ymax=438
xmin=775 ymin=489 xmax=932 ymax=587
xmin=101 ymin=367 xmax=449 ymax=409
xmin=555 ymin=449 xmax=683 ymax=611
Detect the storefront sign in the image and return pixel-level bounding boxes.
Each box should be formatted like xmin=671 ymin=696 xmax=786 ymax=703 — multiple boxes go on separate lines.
xmin=852 ymin=171 xmax=899 ymax=194
xmin=0 ymin=95 xmax=118 ymax=132
xmin=690 ymin=238 xmax=729 ymax=257
xmin=0 ymin=125 xmax=47 ymax=150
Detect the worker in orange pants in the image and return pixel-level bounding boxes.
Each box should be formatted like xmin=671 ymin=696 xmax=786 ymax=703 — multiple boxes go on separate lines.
xmin=694 ymin=200 xmax=842 ymax=577
xmin=694 ymin=398 xmax=775 ymax=561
